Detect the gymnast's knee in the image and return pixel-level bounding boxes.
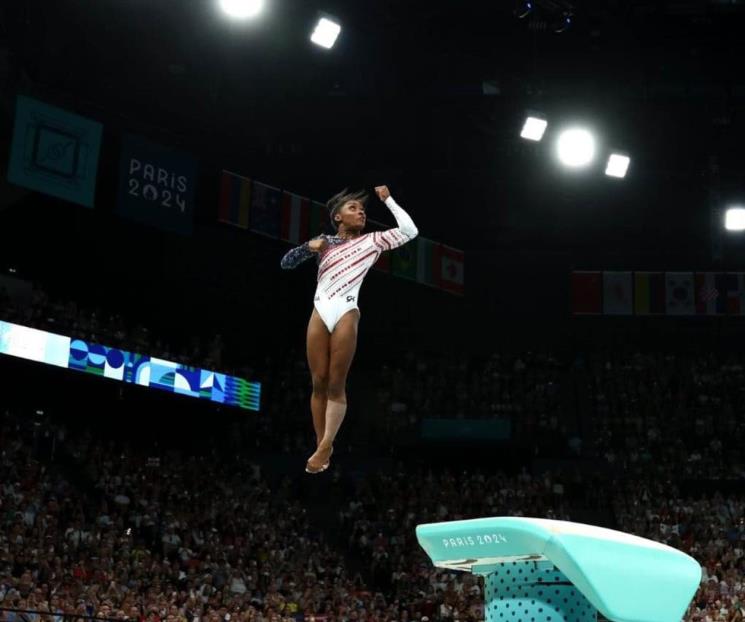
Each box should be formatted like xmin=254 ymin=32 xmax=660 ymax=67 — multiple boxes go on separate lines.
xmin=326 ymin=381 xmax=346 ymax=402
xmin=311 ymin=374 xmax=329 ymax=396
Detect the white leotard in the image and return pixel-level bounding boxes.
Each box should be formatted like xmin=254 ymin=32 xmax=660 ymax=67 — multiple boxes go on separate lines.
xmin=280 ymin=196 xmax=418 ymax=332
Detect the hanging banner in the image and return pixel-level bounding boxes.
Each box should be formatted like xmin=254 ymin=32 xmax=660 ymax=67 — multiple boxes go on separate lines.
xmin=117 ymin=133 xmax=197 ymax=235
xmin=7 ymin=95 xmax=103 ymax=208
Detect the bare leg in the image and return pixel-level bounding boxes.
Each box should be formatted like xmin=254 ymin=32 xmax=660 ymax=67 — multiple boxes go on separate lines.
xmin=306 ymin=309 xmax=330 ymax=446
xmin=306 ymin=309 xmax=359 ymax=472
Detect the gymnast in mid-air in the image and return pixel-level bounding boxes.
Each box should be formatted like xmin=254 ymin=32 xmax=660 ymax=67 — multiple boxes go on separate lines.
xmin=280 ymin=185 xmax=418 ymax=473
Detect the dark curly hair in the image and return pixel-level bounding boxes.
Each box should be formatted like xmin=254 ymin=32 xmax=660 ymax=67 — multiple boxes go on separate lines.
xmin=326 ymin=188 xmax=369 ymax=231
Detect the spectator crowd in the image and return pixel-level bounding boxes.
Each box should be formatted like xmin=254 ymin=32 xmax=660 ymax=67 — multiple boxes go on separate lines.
xmin=3 ymin=281 xmax=745 ymax=622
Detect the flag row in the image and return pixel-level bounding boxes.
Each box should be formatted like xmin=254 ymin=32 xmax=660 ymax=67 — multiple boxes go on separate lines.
xmin=218 ymin=171 xmax=465 ymax=295
xmin=572 ymin=271 xmax=745 ymax=316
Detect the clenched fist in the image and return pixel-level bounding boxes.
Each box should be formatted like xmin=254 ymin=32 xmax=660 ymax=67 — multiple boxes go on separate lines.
xmin=375 ymin=185 xmax=391 ymax=201
xmin=308 ymin=237 xmax=329 ymax=252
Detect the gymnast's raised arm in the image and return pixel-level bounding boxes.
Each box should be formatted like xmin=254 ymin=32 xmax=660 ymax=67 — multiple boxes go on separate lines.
xmin=371 ymin=185 xmax=418 ymax=251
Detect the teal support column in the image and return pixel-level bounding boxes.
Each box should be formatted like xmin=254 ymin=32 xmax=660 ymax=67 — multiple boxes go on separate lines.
xmin=481 ymin=560 xmax=595 ymax=622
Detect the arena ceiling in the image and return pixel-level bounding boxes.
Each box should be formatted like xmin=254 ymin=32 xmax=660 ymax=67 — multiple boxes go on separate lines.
xmin=2 ymin=0 xmax=745 ymax=257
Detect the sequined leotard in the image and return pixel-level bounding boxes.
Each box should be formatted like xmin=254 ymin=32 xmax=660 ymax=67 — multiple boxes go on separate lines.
xmin=280 ymin=196 xmax=418 ymax=332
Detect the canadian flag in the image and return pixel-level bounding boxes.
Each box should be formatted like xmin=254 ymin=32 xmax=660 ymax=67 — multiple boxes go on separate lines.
xmin=437 ymin=244 xmax=464 ymax=295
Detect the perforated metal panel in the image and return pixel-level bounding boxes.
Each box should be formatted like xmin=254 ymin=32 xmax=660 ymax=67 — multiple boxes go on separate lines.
xmin=484 ymin=560 xmax=597 ymax=622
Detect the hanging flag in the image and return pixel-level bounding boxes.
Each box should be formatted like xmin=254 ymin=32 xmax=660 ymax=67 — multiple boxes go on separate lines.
xmin=695 ymin=272 xmax=727 ymax=315
xmin=603 ymin=271 xmax=632 ymax=315
xmin=571 ymin=271 xmax=601 ymax=315
xmin=280 ymin=191 xmax=310 ymax=244
xmin=309 ymin=200 xmax=327 ymax=238
xmin=665 ymin=272 xmax=694 ymax=315
xmin=416 ymin=237 xmax=438 ymax=288
xmin=218 ymin=170 xmax=251 ymax=229
xmin=249 ymin=181 xmax=282 ymax=239
xmin=372 ymin=251 xmax=391 ymax=274
xmin=634 ymin=272 xmax=665 ymax=315
xmin=437 ymin=244 xmax=464 ymax=295
xmin=726 ymin=272 xmax=745 ymax=315
xmin=392 ymin=238 xmax=418 ymax=282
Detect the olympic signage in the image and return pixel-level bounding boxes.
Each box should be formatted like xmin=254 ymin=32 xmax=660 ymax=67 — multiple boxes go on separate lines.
xmin=0 ymin=320 xmax=260 ymax=411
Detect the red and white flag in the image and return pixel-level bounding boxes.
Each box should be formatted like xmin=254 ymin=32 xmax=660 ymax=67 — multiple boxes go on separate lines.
xmin=280 ymin=191 xmax=310 ymax=244
xmin=436 ymin=244 xmax=464 ymax=295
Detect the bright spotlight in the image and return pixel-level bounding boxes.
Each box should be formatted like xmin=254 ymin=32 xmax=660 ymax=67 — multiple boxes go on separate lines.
xmin=605 ymin=153 xmax=630 ymax=178
xmin=219 ymin=0 xmax=264 ymax=19
xmin=520 ymin=116 xmax=548 ymax=141
xmin=552 ymin=12 xmax=573 ymax=33
xmin=515 ymin=0 xmax=533 ymax=19
xmin=725 ymin=207 xmax=745 ymax=232
xmin=311 ymin=16 xmax=341 ymax=49
xmin=556 ymin=128 xmax=595 ymax=168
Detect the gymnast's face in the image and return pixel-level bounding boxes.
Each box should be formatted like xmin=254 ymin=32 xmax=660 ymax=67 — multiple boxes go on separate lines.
xmin=336 ymin=200 xmax=366 ymax=231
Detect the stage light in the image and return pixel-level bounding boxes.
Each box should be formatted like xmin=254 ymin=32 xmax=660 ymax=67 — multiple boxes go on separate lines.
xmin=219 ymin=0 xmax=264 ymax=19
xmin=552 ymin=11 xmax=573 ymax=33
xmin=556 ymin=128 xmax=595 ymax=168
xmin=520 ymin=116 xmax=548 ymax=141
xmin=605 ymin=153 xmax=630 ymax=178
xmin=311 ymin=16 xmax=341 ymax=49
xmin=515 ymin=1 xmax=533 ymax=18
xmin=725 ymin=207 xmax=745 ymax=231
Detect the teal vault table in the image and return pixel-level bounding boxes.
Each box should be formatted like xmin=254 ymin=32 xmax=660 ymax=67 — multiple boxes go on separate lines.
xmin=416 ymin=517 xmax=701 ymax=622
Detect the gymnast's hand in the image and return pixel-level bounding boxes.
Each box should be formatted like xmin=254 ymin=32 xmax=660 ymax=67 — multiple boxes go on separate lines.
xmin=308 ymin=237 xmax=329 ymax=253
xmin=375 ymin=185 xmax=391 ymax=201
